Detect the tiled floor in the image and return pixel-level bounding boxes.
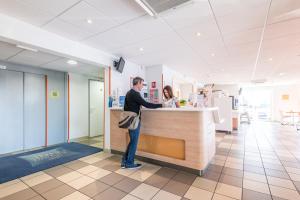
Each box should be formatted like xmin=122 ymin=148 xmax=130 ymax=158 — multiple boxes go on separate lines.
xmin=75 ymin=136 xmax=104 ymax=148
xmin=1 ymin=122 xmax=300 ymax=200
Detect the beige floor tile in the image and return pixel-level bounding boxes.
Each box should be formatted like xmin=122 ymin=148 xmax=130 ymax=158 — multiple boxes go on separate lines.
xmin=244 ymin=172 xmax=267 ymax=183
xmin=80 ymin=156 xmax=102 ymax=164
xmin=243 ymin=179 xmax=270 ymax=194
xmin=225 ymin=162 xmax=243 ymax=170
xmin=129 ymin=170 xmax=154 ymax=182
xmin=289 ymin=173 xmax=300 ymax=181
xmin=60 ymin=191 xmax=90 ymax=200
xmin=267 ymin=176 xmax=296 ymax=190
xmin=270 ymin=185 xmax=300 ymax=200
xmin=0 ymin=181 xmax=28 ymax=198
xmin=67 ymin=175 xmax=95 ymax=189
xmin=130 ymin=183 xmax=159 ymax=200
xmin=152 ymin=190 xmax=181 ymax=200
xmin=22 ymin=173 xmax=53 ymax=187
xmin=215 ymin=183 xmax=242 ymax=199
xmin=21 ymin=172 xmax=45 ymax=181
xmin=121 ymin=194 xmax=141 ymax=200
xmin=76 ymin=165 xmax=99 ymax=174
xmin=213 ymin=193 xmax=236 ymax=200
xmin=0 ymin=179 xmax=20 ymax=189
xmin=115 ymin=168 xmax=138 ymax=177
xmin=286 ymin=167 xmax=300 ymax=175
xmin=226 ymin=157 xmax=244 ymax=164
xmin=192 ymin=177 xmax=217 ymax=192
xmin=87 ymin=168 xmax=111 ymax=179
xmin=57 ymin=171 xmax=83 ymax=183
xmin=184 ymin=186 xmax=213 ymax=200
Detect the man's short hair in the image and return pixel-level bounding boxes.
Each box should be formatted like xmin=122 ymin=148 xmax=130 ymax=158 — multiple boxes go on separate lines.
xmin=132 ymin=77 xmax=144 ymax=86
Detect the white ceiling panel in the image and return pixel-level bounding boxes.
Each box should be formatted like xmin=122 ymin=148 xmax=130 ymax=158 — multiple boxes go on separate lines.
xmin=58 ymin=1 xmax=118 ymax=37
xmin=210 ymin=0 xmax=270 ymax=34
xmin=268 ymin=0 xmax=300 ymax=24
xmin=42 ymin=58 xmax=104 ymax=76
xmin=161 ymin=0 xmax=212 ymax=30
xmin=223 ymin=28 xmax=263 ymax=46
xmin=83 ymin=15 xmax=174 ymax=51
xmin=0 ymin=0 xmax=54 ymax=26
xmin=22 ymin=0 xmax=80 ymax=17
xmin=43 ymin=18 xmax=94 ymax=41
xmin=113 ymin=32 xmax=187 ymax=58
xmin=84 ymin=0 xmax=145 ymax=24
xmin=8 ymin=50 xmax=60 ymax=66
xmin=0 ymin=41 xmax=22 ymax=60
xmin=264 ymin=18 xmax=300 ymax=40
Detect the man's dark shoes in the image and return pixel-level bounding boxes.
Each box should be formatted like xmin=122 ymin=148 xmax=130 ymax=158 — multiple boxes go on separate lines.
xmin=125 ymin=163 xmax=142 ymax=169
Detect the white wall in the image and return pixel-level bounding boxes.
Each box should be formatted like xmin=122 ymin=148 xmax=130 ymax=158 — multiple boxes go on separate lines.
xmin=69 ymin=73 xmax=104 ymax=139
xmin=69 ymin=73 xmax=89 ymax=139
xmin=111 ymin=61 xmax=145 ymax=97
xmin=145 ymin=65 xmax=163 ymax=102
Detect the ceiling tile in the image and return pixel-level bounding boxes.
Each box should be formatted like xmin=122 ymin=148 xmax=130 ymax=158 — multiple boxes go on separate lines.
xmin=0 ymin=0 xmax=54 ymax=26
xmin=85 ymin=0 xmax=145 ymax=24
xmin=43 ymin=18 xmax=94 ymax=41
xmin=268 ymin=0 xmax=300 ymax=24
xmin=0 ymin=41 xmax=22 ymax=60
xmin=161 ymin=0 xmax=212 ymax=30
xmin=22 ymin=0 xmax=80 ymax=17
xmin=8 ymin=50 xmax=60 ymax=66
xmin=42 ymin=58 xmax=103 ymax=76
xmin=58 ymin=1 xmax=118 ymax=37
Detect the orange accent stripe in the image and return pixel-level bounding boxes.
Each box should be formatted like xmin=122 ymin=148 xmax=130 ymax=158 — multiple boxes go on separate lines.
xmin=161 ymin=73 xmax=164 ymax=98
xmin=103 ymin=69 xmax=106 ymax=149
xmin=67 ymin=74 xmax=70 ymax=143
xmin=45 ymin=75 xmax=48 ymax=147
xmin=108 ymin=67 xmax=111 ymax=96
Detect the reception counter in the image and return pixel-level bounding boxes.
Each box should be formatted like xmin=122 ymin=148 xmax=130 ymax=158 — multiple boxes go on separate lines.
xmin=110 ymin=107 xmax=218 ymax=175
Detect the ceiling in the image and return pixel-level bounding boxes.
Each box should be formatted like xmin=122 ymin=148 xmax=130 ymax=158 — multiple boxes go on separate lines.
xmin=0 ymin=0 xmax=300 ymax=84
xmin=0 ymin=40 xmax=104 ymax=77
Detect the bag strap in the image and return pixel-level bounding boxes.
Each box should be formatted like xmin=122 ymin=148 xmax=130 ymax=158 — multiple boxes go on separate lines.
xmin=138 ymin=106 xmax=141 ymax=117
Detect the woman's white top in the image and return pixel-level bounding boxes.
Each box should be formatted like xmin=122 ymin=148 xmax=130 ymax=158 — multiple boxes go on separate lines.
xmin=163 ymin=97 xmax=178 ymax=108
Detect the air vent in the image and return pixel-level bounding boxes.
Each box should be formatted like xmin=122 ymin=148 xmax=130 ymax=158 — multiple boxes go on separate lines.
xmin=139 ymin=0 xmax=191 ymax=15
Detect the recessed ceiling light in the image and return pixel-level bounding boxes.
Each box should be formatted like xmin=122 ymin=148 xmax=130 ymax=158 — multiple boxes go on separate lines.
xmin=196 ymin=32 xmax=201 ymax=37
xmin=86 ymin=18 xmax=93 ymax=24
xmin=67 ymin=60 xmax=77 ymax=65
xmin=211 ymin=53 xmax=215 ymax=57
xmin=279 ymin=72 xmax=285 ymax=76
xmin=139 ymin=47 xmax=144 ymax=51
xmin=16 ymin=44 xmax=38 ymax=52
xmin=268 ymin=57 xmax=273 ymax=61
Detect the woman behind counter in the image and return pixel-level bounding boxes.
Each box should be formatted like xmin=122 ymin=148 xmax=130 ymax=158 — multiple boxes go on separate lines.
xmin=163 ymin=85 xmax=180 ymax=108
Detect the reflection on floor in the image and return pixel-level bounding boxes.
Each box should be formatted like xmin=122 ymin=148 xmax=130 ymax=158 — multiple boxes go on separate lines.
xmin=1 ymin=122 xmax=300 ymax=200
xmin=75 ymin=135 xmax=104 ymax=149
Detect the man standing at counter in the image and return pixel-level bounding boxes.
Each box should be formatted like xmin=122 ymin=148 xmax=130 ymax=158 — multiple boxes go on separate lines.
xmin=121 ymin=77 xmax=162 ymax=169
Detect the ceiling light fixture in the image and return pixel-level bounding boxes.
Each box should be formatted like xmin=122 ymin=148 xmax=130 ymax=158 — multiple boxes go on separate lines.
xmin=211 ymin=53 xmax=215 ymax=57
xmin=135 ymin=0 xmax=156 ymax=17
xmin=86 ymin=18 xmax=93 ymax=24
xmin=196 ymin=32 xmax=201 ymax=37
xmin=16 ymin=44 xmax=38 ymax=52
xmin=279 ymin=72 xmax=285 ymax=76
xmin=268 ymin=57 xmax=273 ymax=61
xmin=139 ymin=47 xmax=144 ymax=51
xmin=67 ymin=60 xmax=78 ymax=65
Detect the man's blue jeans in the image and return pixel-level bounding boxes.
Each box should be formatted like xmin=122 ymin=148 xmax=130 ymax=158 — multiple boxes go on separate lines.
xmin=122 ymin=122 xmax=141 ymax=167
